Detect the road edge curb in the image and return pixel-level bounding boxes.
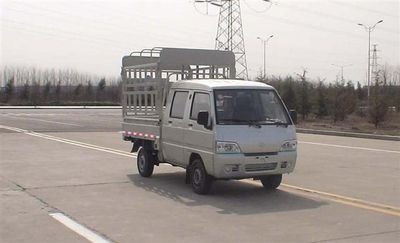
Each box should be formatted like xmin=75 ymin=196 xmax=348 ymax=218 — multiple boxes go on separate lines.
xmin=0 ymin=106 xmax=121 ymax=109
xmin=296 ymin=128 xmax=400 ymax=141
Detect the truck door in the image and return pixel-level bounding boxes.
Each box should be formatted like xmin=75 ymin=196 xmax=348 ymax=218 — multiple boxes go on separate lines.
xmin=162 ymin=90 xmax=189 ymax=165
xmin=183 ymin=91 xmax=214 ymax=170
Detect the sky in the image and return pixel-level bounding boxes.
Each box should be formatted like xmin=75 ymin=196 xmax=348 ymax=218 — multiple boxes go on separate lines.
xmin=0 ymin=0 xmax=399 ymax=85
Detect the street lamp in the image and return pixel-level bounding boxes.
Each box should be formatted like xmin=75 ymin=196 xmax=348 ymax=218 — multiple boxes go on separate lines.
xmin=358 ymin=20 xmax=383 ymax=102
xmin=257 ymin=35 xmax=274 ymax=77
xmin=331 ymin=64 xmax=353 ymax=82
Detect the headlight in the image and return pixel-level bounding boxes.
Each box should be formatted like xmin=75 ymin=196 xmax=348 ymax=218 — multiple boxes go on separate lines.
xmin=280 ymin=140 xmax=297 ymax=152
xmin=216 ymin=141 xmax=241 ymax=154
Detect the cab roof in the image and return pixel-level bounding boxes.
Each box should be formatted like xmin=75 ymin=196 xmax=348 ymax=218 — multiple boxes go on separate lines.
xmin=170 ymin=79 xmax=274 ymax=91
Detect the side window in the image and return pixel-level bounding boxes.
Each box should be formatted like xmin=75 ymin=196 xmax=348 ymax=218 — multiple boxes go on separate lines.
xmin=190 ymin=92 xmax=210 ymax=120
xmin=170 ymin=91 xmax=189 ymax=119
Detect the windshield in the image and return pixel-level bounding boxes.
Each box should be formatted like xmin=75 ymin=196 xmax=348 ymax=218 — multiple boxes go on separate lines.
xmin=214 ymin=89 xmax=290 ymax=125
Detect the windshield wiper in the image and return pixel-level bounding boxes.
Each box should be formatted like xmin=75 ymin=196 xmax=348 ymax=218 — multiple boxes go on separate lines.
xmin=265 ymin=118 xmax=288 ymax=127
xmin=219 ymin=118 xmax=262 ymax=128
xmin=246 ymin=119 xmax=262 ymax=128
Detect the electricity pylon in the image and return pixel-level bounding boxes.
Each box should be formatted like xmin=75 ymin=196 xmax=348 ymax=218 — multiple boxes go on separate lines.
xmin=371 ymin=44 xmax=380 ymax=82
xmin=215 ymin=0 xmax=248 ymax=79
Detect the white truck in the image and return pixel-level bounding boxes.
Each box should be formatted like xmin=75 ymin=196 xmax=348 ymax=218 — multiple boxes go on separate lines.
xmin=121 ymin=47 xmax=297 ymax=194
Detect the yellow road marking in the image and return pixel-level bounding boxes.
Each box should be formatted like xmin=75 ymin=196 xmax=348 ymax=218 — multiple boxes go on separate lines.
xmin=245 ymin=180 xmax=400 ymax=217
xmin=281 ymin=183 xmax=400 ymax=212
xmin=2 ymin=124 xmax=400 ymax=217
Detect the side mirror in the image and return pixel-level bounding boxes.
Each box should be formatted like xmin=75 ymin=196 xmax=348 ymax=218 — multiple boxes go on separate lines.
xmin=289 ymin=110 xmax=297 ymax=124
xmin=197 ymin=111 xmax=211 ymax=129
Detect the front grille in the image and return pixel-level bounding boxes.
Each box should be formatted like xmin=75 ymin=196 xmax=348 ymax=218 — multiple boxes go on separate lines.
xmin=245 ymin=163 xmax=277 ymax=172
xmin=243 ymin=152 xmax=278 ymax=157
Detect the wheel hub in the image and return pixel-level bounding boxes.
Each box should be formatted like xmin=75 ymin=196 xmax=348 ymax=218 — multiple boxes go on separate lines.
xmin=139 ymin=154 xmax=146 ymax=171
xmin=193 ymin=168 xmax=202 ymax=185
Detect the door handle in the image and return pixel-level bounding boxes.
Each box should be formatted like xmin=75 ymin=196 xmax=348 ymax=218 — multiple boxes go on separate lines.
xmin=188 ymin=123 xmax=193 ymax=127
xmin=168 ymin=120 xmax=172 ymax=124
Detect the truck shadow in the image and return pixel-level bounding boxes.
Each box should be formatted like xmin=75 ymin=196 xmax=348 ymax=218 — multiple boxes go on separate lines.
xmin=127 ymin=172 xmax=326 ymax=215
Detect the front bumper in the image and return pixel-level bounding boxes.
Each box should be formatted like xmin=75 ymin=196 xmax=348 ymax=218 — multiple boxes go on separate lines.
xmin=212 ymin=151 xmax=297 ymax=179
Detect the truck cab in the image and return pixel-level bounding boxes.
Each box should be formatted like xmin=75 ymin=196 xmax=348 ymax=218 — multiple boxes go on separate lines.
xmin=161 ymin=80 xmax=297 ymax=193
xmin=121 ymin=48 xmax=297 ymax=194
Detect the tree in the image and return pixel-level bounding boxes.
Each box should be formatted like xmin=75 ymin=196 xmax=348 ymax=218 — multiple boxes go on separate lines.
xmin=55 ymin=81 xmax=61 ymax=103
xmin=315 ymin=81 xmax=328 ymax=118
xmin=344 ymin=81 xmax=357 ymax=115
xmin=329 ymin=80 xmax=358 ymax=123
xmin=4 ymin=77 xmax=15 ymax=102
xmin=281 ymin=77 xmax=297 ymax=110
xmin=356 ymin=81 xmax=364 ymax=101
xmin=297 ymin=70 xmax=311 ymax=120
xmin=86 ymin=81 xmax=93 ymax=100
xmin=331 ymin=81 xmax=346 ymax=123
xmin=20 ymin=83 xmax=30 ymax=101
xmin=30 ymin=81 xmax=41 ymax=105
xmin=97 ymin=78 xmax=106 ymax=91
xmin=395 ymin=91 xmax=400 ymax=113
xmin=74 ymin=84 xmax=83 ymax=99
xmin=43 ymin=82 xmax=51 ymax=101
xmin=368 ymin=80 xmax=388 ymax=128
xmin=96 ymin=78 xmax=106 ymax=101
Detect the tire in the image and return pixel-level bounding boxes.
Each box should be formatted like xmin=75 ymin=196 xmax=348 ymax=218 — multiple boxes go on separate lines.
xmin=260 ymin=174 xmax=282 ymax=190
xmin=137 ymin=147 xmax=154 ymax=177
xmin=190 ymin=159 xmax=213 ymax=194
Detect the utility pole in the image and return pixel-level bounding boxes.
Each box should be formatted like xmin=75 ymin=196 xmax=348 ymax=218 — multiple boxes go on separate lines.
xmin=331 ymin=64 xmax=353 ymax=82
xmin=257 ymin=35 xmax=274 ymax=78
xmin=358 ymin=20 xmax=383 ymax=103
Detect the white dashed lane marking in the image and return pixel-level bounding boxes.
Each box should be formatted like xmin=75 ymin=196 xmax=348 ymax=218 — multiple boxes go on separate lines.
xmin=50 ymin=213 xmax=113 ymax=243
xmin=1 ymin=115 xmax=82 ymax=127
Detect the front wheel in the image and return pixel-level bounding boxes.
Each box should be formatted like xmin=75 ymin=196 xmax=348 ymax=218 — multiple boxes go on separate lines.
xmin=260 ymin=174 xmax=282 ymax=189
xmin=137 ymin=148 xmax=154 ymax=177
xmin=190 ymin=159 xmax=213 ymax=194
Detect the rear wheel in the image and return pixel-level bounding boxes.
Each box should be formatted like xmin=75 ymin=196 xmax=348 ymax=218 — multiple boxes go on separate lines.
xmin=190 ymin=159 xmax=213 ymax=194
xmin=260 ymin=174 xmax=282 ymax=189
xmin=137 ymin=148 xmax=154 ymax=177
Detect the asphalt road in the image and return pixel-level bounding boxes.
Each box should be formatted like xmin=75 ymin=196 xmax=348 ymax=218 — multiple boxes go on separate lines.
xmin=1 ymin=109 xmax=399 ymax=243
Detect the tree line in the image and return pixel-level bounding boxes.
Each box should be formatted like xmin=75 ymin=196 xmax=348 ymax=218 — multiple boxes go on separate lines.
xmin=257 ymin=66 xmax=399 ymax=128
xmin=1 ymin=66 xmax=120 ymax=106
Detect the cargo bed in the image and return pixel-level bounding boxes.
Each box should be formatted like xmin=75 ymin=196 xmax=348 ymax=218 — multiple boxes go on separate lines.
xmin=121 ymin=47 xmax=236 ymax=147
